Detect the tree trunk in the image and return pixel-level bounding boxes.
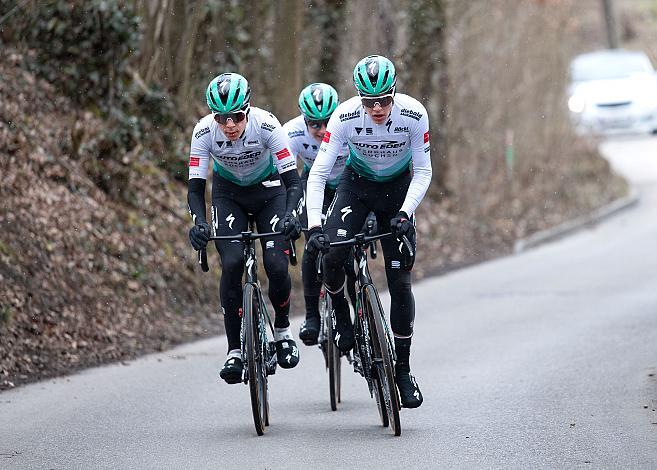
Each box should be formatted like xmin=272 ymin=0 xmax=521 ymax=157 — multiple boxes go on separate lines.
xmin=270 ymin=0 xmax=303 ymax=122
xmin=406 ymin=0 xmax=449 ymax=196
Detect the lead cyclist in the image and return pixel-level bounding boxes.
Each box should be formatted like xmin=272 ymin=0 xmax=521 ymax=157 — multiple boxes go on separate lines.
xmin=305 ymin=55 xmax=432 ymax=408
xmin=187 ymin=73 xmax=303 ymax=384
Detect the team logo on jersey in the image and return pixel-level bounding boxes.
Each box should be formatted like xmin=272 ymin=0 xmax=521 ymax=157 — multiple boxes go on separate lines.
xmin=303 ymin=143 xmax=309 ymax=150
xmin=220 ymin=150 xmax=261 ymax=162
xmin=386 ymin=118 xmax=393 ymax=132
xmin=352 ymin=140 xmax=405 ymax=150
xmin=245 ymin=139 xmax=260 ymax=147
xmin=225 ymin=213 xmax=236 ymax=230
xmin=424 ymin=131 xmax=430 ymax=143
xmin=189 ymin=156 xmax=200 ymax=167
xmin=394 ymin=126 xmax=409 ymax=133
xmin=323 ymin=131 xmax=331 ymax=143
xmin=312 ymin=145 xmax=318 ymax=150
xmin=366 ymin=128 xmax=373 ymax=135
xmin=400 ymin=108 xmax=423 ymax=121
xmin=288 ymin=130 xmax=304 ymax=138
xmin=261 ymin=122 xmax=276 ymax=132
xmin=194 ymin=127 xmax=209 ymax=139
xmin=339 ymin=110 xmax=360 ymax=122
xmin=340 ymin=206 xmax=352 ymax=221
xmin=355 ymin=127 xmax=363 ymax=135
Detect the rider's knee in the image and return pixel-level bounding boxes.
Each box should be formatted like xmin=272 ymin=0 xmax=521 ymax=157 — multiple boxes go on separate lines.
xmin=263 ymin=251 xmax=288 ymax=281
xmin=386 ymin=269 xmax=411 ymax=295
xmin=221 ymin=253 xmax=244 ymax=279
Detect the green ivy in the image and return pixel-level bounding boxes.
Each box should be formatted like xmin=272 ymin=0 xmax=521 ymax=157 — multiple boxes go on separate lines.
xmin=15 ymin=0 xmax=141 ymax=108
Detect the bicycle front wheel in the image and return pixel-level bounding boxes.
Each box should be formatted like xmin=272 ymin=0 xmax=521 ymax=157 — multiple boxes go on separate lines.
xmin=364 ymin=284 xmax=401 ymax=436
xmin=244 ymin=283 xmax=267 ymax=436
xmin=323 ymin=293 xmax=341 ymax=411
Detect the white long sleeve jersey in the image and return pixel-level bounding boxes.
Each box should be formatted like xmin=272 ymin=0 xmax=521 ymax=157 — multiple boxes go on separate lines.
xmin=188 ymin=107 xmax=296 ymax=186
xmin=306 ymin=93 xmax=432 ymax=228
xmin=283 ymin=115 xmax=350 ymax=189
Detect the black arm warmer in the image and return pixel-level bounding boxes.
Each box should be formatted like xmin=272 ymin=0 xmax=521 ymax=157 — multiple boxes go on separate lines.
xmin=280 ymin=170 xmax=303 ymax=216
xmin=187 ymin=178 xmax=207 ymax=224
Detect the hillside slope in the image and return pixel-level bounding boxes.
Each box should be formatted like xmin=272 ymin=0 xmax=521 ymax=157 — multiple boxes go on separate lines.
xmin=0 ymin=50 xmax=221 ymax=388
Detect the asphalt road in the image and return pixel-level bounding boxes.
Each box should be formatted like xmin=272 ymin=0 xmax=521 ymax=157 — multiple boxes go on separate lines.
xmin=2 ymin=136 xmax=656 ymax=469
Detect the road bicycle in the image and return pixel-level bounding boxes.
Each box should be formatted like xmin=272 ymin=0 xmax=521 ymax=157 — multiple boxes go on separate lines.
xmin=318 ymin=231 xmax=412 ymax=436
xmin=198 ymin=221 xmax=296 ymax=436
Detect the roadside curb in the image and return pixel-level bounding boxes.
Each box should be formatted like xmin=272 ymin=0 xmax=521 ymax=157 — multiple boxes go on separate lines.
xmin=513 ymin=188 xmax=640 ymax=253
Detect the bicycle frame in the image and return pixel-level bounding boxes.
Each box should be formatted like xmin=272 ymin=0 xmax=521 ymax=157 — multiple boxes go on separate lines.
xmin=325 ymin=232 xmax=406 ymax=386
xmin=197 ymin=227 xmax=294 ymax=435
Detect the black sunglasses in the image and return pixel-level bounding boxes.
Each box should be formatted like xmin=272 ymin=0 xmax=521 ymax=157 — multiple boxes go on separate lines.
xmin=360 ymin=93 xmax=394 ymax=109
xmin=214 ymin=109 xmax=248 ymax=125
xmin=305 ymin=118 xmax=329 ymax=130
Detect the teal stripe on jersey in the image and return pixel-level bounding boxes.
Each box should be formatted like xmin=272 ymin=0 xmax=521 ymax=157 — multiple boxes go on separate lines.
xmin=213 ymin=158 xmax=276 ymax=186
xmin=346 ymin=146 xmax=412 ymax=182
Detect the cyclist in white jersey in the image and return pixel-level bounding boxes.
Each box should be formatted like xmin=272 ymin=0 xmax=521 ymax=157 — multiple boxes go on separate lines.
xmin=305 ymin=55 xmax=432 ymax=408
xmin=285 ymin=83 xmax=377 ymax=346
xmin=284 ymin=83 xmax=349 ymax=345
xmin=187 ymin=73 xmax=303 ymax=384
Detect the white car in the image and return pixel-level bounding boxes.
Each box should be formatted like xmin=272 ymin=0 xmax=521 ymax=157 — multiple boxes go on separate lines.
xmin=568 ymin=50 xmax=657 ymax=135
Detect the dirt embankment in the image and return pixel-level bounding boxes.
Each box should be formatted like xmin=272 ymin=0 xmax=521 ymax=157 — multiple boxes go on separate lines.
xmin=0 ymin=50 xmax=221 ymax=389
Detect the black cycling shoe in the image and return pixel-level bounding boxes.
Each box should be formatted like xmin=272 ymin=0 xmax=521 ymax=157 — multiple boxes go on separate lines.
xmin=219 ymin=356 xmax=243 ymax=384
xmin=332 ymin=309 xmax=355 ymax=353
xmin=299 ymin=316 xmax=320 ymax=346
xmin=276 ymin=338 xmax=300 ymax=369
xmin=395 ymin=364 xmax=423 ymax=408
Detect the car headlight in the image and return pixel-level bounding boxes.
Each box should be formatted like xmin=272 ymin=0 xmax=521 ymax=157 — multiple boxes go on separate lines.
xmin=568 ymin=95 xmax=586 ymax=113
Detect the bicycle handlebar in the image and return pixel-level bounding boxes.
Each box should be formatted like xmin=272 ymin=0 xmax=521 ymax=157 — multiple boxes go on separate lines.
xmin=314 ymin=232 xmax=413 ymax=278
xmin=197 ymin=230 xmax=298 ymax=272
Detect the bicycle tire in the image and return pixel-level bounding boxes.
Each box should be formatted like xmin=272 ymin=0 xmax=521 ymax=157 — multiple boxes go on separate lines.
xmin=373 ymin=370 xmax=390 ymax=427
xmin=324 ymin=294 xmax=341 ymax=411
xmin=364 ymin=284 xmax=401 ymax=436
xmin=244 ymin=283 xmax=267 ymax=436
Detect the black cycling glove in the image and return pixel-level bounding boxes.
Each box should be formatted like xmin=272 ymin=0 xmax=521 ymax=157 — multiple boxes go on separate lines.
xmin=189 ymin=221 xmax=211 ymax=251
xmin=306 ymin=226 xmax=330 ymax=256
xmin=280 ymin=213 xmax=302 ymax=241
xmin=390 ymin=211 xmax=414 ymax=239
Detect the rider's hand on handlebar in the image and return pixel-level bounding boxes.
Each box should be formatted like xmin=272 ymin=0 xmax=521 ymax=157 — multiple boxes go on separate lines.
xmin=306 ymin=226 xmax=330 ymax=255
xmin=280 ymin=213 xmax=302 ymax=241
xmin=189 ymin=221 xmax=211 ymax=251
xmin=390 ymin=211 xmax=415 ymax=239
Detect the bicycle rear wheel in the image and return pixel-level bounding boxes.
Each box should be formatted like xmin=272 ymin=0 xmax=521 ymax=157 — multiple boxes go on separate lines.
xmin=244 ymin=283 xmax=267 ymax=436
xmin=323 ymin=293 xmax=341 ymax=411
xmin=364 ymin=284 xmax=401 ymax=436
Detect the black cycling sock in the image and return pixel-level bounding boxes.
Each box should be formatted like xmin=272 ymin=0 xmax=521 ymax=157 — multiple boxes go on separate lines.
xmin=395 ymin=336 xmax=412 ymax=366
xmin=329 ymin=291 xmax=350 ymax=323
xmin=304 ymin=295 xmax=320 ymax=319
xmin=273 ymin=295 xmax=290 ymax=329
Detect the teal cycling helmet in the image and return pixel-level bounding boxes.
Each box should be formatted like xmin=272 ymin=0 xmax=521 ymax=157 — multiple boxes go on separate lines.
xmin=353 ymin=55 xmax=396 ymax=96
xmin=206 ymin=73 xmax=251 ymax=113
xmin=298 ymin=83 xmax=339 ymax=120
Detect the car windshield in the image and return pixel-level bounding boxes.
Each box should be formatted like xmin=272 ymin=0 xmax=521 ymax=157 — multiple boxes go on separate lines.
xmin=571 ymin=53 xmax=654 ymax=82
